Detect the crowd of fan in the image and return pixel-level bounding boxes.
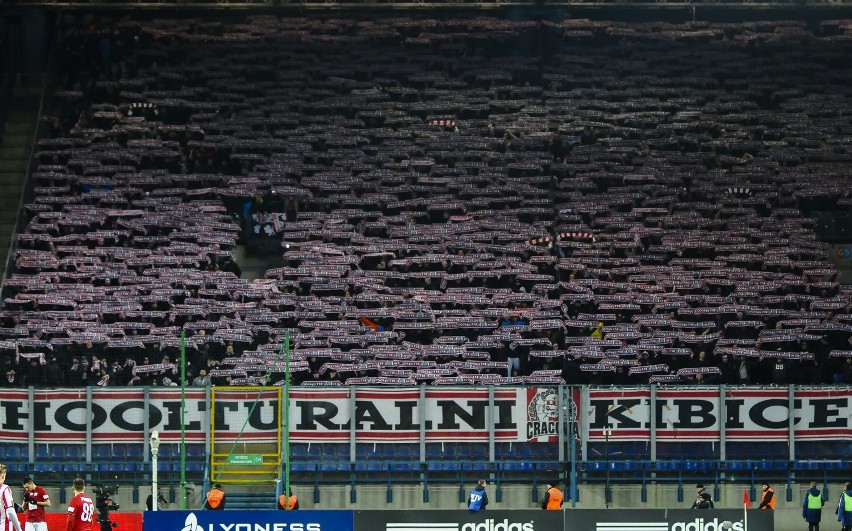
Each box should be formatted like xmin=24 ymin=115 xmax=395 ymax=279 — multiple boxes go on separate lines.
xmin=1 ymin=15 xmax=852 ymax=388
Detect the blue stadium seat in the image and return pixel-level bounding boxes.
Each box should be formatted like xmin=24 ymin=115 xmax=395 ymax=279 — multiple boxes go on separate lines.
xmin=532 ymin=443 xmax=558 ymax=460
xmin=427 ymin=461 xmax=444 ymax=472
xmin=64 ymin=463 xmax=84 ymax=474
xmin=365 ymin=462 xmax=385 ymax=472
xmin=396 ymin=445 xmax=414 ymax=461
xmin=498 ymin=445 xmax=518 ymax=461
xmin=320 ymin=461 xmax=350 ymax=472
xmin=439 ymin=443 xmax=458 ymax=460
xmin=361 ymin=445 xmax=382 ymax=461
xmin=186 ymin=444 xmax=204 ymax=459
xmin=185 ymin=462 xmax=205 ymax=476
xmin=823 ymin=461 xmax=846 ymax=471
xmin=754 ymin=460 xmax=788 ymax=471
xmin=126 ymin=444 xmax=143 ymax=460
xmin=36 ymin=445 xmax=50 ymax=460
xmin=470 ymin=445 xmax=488 ymax=461
xmin=463 ymin=461 xmax=489 ymax=472
xmin=111 ymin=445 xmax=126 ymax=459
xmin=322 ymin=444 xmax=339 ymax=461
xmin=425 ymin=445 xmax=444 ymax=461
xmin=585 ymin=461 xmax=606 ymax=473
xmin=515 ymin=444 xmax=533 ymax=461
xmin=455 ymin=445 xmax=471 ymax=461
xmin=656 ymin=461 xmax=681 ymax=472
xmin=305 ymin=444 xmax=322 ymax=460
xmin=94 ymin=445 xmax=112 ymax=460
xmin=291 ymin=462 xmax=314 ymax=473
xmin=725 ymin=461 xmax=751 ymax=473
xmin=442 ymin=461 xmax=462 ymax=472
xmin=158 ymin=445 xmax=178 ymax=459
xmin=621 ymin=461 xmax=645 ymax=475
xmin=290 ymin=444 xmax=307 ymax=460
xmin=697 ymin=461 xmax=717 ymax=473
xmin=503 ymin=461 xmax=532 ymax=472
xmin=5 ymin=446 xmax=22 ymax=462
xmin=65 ymin=445 xmax=83 ymax=460
xmin=50 ymin=446 xmax=67 ymax=460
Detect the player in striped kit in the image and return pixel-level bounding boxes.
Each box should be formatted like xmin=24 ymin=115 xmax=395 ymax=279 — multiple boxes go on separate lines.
xmin=0 ymin=464 xmax=23 ymax=531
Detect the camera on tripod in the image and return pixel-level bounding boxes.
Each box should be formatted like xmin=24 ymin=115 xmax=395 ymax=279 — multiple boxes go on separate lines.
xmin=92 ymin=486 xmax=119 ymax=530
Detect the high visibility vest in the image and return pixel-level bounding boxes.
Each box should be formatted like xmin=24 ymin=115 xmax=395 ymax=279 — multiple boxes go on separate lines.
xmin=545 ymin=487 xmax=564 ymax=510
xmin=807 ymin=492 xmax=823 ymax=510
xmin=468 ymin=489 xmax=486 ymax=511
xmin=206 ymin=489 xmax=224 ymax=509
xmin=844 ymin=493 xmax=852 ymax=511
xmin=279 ymin=494 xmax=298 ymax=510
xmin=761 ymin=488 xmax=775 ymax=510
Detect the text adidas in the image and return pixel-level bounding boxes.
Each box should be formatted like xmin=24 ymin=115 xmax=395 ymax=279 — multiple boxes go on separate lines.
xmin=671 ymin=518 xmax=744 ymax=531
xmin=202 ymin=524 xmax=321 ymax=531
xmin=461 ymin=518 xmax=535 ymax=531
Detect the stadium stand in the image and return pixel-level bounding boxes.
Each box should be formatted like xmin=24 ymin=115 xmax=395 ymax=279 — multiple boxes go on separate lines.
xmin=0 ymin=16 xmax=849 ymax=392
xmin=0 ymin=14 xmax=850 ymax=494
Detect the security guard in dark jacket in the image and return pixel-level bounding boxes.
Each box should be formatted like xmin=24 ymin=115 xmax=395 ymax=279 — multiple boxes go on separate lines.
xmin=692 ymin=484 xmax=715 ymax=509
xmin=802 ymin=481 xmax=824 ymax=531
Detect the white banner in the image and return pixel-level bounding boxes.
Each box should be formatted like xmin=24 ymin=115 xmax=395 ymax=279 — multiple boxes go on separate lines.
xmin=586 ymin=386 xmax=852 ymax=441
xmin=0 ymin=387 xmax=568 ymax=443
xmin=0 ymin=386 xmax=846 ymax=444
xmin=288 ymin=387 xmax=571 ymax=442
xmin=0 ymin=389 xmax=208 ymax=443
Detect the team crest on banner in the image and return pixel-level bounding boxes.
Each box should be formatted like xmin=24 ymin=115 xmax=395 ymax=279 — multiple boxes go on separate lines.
xmin=526 ymin=388 xmax=560 ymax=441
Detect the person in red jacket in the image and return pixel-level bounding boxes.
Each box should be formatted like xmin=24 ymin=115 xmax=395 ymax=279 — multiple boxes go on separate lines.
xmin=66 ymin=478 xmax=94 ymax=531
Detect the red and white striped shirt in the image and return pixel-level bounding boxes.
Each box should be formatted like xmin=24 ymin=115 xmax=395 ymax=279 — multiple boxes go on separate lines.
xmin=0 ymin=483 xmax=21 ymax=531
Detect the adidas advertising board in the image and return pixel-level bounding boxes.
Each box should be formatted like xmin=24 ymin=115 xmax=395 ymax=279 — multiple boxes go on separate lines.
xmin=142 ymin=510 xmax=353 ymax=531
xmin=354 ymin=510 xmax=563 ymax=531
xmin=567 ymin=510 xmax=773 ymax=531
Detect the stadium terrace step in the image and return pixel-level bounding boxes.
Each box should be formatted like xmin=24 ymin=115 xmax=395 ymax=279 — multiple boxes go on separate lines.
xmin=0 ymin=160 xmax=28 ymax=174
xmin=2 ymin=121 xmax=35 ymax=135
xmin=224 ymin=492 xmax=278 ymax=511
xmin=0 ymin=147 xmax=29 ymax=160
xmin=0 ymin=134 xmax=32 ymax=148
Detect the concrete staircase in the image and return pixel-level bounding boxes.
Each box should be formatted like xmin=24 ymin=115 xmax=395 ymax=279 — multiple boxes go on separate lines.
xmin=225 ymin=491 xmax=278 ymax=510
xmin=0 ymin=83 xmax=42 ymax=280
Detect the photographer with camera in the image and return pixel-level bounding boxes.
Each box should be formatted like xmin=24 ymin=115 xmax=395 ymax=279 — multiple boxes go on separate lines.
xmin=93 ymin=486 xmax=119 ymax=531
xmin=22 ymin=478 xmax=50 ymax=531
xmin=146 ymin=489 xmax=167 ymax=511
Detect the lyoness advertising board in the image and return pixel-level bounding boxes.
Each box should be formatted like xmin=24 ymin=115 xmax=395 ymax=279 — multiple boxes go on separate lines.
xmin=142 ymin=510 xmax=353 ymax=531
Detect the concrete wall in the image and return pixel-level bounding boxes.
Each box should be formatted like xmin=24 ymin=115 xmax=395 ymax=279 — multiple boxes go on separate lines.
xmin=38 ymin=481 xmax=847 ymax=531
